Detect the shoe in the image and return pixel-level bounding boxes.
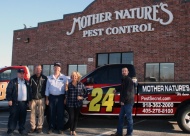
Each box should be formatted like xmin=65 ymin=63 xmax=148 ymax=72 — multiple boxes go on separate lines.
xmin=7 ymin=129 xmax=14 ymax=136
xmin=110 ymin=133 xmax=122 ymax=136
xmin=47 ymin=129 xmax=53 ymax=134
xmin=28 ymin=128 xmax=35 ymax=133
xmin=19 ymin=130 xmax=28 ymax=136
xmin=37 ymin=128 xmax=43 ymax=133
xmin=59 ymin=130 xmax=64 ymax=134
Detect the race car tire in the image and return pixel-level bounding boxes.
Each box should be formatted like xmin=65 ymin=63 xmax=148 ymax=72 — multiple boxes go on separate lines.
xmin=63 ymin=107 xmax=70 ymax=130
xmin=177 ymin=105 xmax=190 ymax=133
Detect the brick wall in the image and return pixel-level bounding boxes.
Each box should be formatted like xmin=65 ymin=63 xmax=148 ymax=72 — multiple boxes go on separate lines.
xmin=12 ymin=0 xmax=190 ymax=82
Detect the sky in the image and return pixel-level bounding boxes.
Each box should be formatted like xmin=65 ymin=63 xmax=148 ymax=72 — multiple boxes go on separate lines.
xmin=0 ymin=0 xmax=94 ymax=67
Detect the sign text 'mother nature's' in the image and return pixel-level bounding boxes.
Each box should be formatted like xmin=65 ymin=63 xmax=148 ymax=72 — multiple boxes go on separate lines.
xmin=66 ymin=3 xmax=173 ymax=37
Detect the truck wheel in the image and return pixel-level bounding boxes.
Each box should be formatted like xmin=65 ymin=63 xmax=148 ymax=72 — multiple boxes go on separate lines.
xmin=63 ymin=107 xmax=70 ymax=130
xmin=177 ymin=106 xmax=190 ymax=133
xmin=45 ymin=105 xmax=50 ymax=124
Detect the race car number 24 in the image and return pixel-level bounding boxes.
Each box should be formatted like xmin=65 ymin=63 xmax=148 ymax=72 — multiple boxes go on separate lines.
xmin=89 ymin=88 xmax=115 ymax=112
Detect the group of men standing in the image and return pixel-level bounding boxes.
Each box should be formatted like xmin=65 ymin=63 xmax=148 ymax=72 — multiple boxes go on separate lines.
xmin=6 ymin=63 xmax=135 ymax=136
xmin=6 ymin=62 xmax=68 ymax=136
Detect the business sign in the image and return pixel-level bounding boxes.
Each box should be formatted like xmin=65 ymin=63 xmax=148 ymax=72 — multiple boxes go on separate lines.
xmin=138 ymin=84 xmax=190 ymax=94
xmin=66 ymin=3 xmax=173 ymax=37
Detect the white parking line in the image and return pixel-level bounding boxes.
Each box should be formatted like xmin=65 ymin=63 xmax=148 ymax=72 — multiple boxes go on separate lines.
xmin=0 ymin=116 xmax=9 ymax=118
xmin=96 ymin=119 xmax=146 ymax=136
xmin=133 ymin=119 xmax=147 ymax=125
xmin=0 ymin=121 xmax=8 ymax=125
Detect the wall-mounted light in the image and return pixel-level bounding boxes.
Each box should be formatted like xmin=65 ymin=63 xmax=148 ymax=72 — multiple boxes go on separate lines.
xmin=16 ymin=37 xmax=21 ymax=40
xmin=24 ymin=38 xmax=30 ymax=43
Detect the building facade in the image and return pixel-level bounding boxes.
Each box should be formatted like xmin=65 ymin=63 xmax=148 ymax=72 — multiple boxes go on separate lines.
xmin=12 ymin=0 xmax=190 ymax=82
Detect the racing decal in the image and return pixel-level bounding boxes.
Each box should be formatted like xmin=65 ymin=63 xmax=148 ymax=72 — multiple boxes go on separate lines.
xmin=142 ymin=108 xmax=174 ymax=114
xmin=140 ymin=95 xmax=171 ymax=101
xmin=81 ymin=83 xmax=190 ymax=116
xmin=89 ymin=88 xmax=102 ymax=112
xmin=138 ymin=84 xmax=190 ymax=94
xmin=138 ymin=94 xmax=190 ymax=103
xmin=176 ymin=92 xmax=190 ymax=96
xmin=136 ymin=94 xmax=187 ymax=115
xmin=142 ymin=102 xmax=174 ymax=108
xmin=0 ymin=82 xmax=7 ymax=100
xmin=88 ymin=88 xmax=115 ymax=112
xmin=139 ymin=102 xmax=174 ymax=115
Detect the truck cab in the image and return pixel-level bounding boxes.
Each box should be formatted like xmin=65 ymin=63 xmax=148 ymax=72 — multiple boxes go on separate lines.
xmin=0 ymin=66 xmax=30 ymax=102
xmin=80 ymin=64 xmax=137 ymax=115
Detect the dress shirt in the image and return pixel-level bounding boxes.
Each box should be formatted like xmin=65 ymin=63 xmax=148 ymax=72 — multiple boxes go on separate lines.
xmin=17 ymin=78 xmax=27 ymax=101
xmin=45 ymin=74 xmax=68 ymax=96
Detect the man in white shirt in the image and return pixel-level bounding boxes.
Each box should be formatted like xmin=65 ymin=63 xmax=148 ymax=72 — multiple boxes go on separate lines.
xmin=45 ymin=62 xmax=68 ymax=134
xmin=6 ymin=69 xmax=32 ymax=136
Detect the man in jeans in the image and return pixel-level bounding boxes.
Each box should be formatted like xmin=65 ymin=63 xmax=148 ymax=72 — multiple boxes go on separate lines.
xmin=29 ymin=65 xmax=47 ymax=133
xmin=45 ymin=62 xmax=68 ymax=134
xmin=6 ymin=69 xmax=32 ymax=136
xmin=111 ymin=68 xmax=135 ymax=136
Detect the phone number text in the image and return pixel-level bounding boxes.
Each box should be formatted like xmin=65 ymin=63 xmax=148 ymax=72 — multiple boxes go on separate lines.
xmin=142 ymin=108 xmax=173 ymax=114
xmin=142 ymin=102 xmax=174 ymax=108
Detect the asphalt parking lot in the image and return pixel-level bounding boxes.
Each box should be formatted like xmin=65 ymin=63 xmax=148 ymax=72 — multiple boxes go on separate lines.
xmin=0 ymin=109 xmax=189 ymax=136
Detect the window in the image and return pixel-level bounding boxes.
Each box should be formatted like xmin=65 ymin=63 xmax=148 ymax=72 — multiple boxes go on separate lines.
xmin=97 ymin=54 xmax=108 ymax=66
xmin=68 ymin=65 xmax=87 ymax=76
xmin=92 ymin=68 xmax=108 ymax=84
xmin=68 ymin=65 xmax=77 ymax=76
xmin=28 ymin=65 xmax=34 ymax=75
xmin=145 ymin=63 xmax=174 ymax=82
xmin=145 ymin=63 xmax=159 ymax=82
xmin=0 ymin=69 xmax=18 ymax=81
xmin=109 ymin=53 xmax=121 ymax=64
xmin=27 ymin=64 xmax=54 ymax=76
xmin=97 ymin=52 xmax=133 ymax=67
xmin=160 ymin=63 xmax=174 ymax=82
xmin=78 ymin=65 xmax=87 ymax=76
xmin=10 ymin=70 xmax=18 ymax=79
xmin=50 ymin=65 xmax=54 ymax=75
xmin=87 ymin=65 xmax=123 ymax=84
xmin=122 ymin=53 xmax=133 ymax=64
xmin=42 ymin=65 xmax=54 ymax=76
xmin=107 ymin=66 xmax=122 ymax=84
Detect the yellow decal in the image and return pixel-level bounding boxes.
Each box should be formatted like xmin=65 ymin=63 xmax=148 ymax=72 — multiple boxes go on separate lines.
xmin=0 ymin=82 xmax=7 ymax=100
xmin=89 ymin=88 xmax=102 ymax=112
xmin=89 ymin=88 xmax=115 ymax=112
xmin=102 ymin=88 xmax=115 ymax=112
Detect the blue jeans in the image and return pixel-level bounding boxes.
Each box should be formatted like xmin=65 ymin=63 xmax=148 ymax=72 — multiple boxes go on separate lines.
xmin=49 ymin=94 xmax=65 ymax=130
xmin=117 ymin=104 xmax=133 ymax=135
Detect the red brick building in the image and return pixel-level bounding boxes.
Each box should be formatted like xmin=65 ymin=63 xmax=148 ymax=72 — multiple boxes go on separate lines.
xmin=12 ymin=0 xmax=190 ymax=82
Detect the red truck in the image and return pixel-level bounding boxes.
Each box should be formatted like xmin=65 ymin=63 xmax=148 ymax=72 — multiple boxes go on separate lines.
xmin=0 ymin=65 xmax=190 ymax=133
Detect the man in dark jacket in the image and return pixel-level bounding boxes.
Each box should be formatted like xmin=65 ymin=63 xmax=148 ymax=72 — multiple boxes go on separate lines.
xmin=111 ymin=67 xmax=134 ymax=136
xmin=6 ymin=69 xmax=32 ymax=136
xmin=29 ymin=65 xmax=47 ymax=133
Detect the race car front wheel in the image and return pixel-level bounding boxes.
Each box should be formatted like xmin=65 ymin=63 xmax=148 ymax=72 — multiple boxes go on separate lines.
xmin=177 ymin=105 xmax=190 ymax=133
